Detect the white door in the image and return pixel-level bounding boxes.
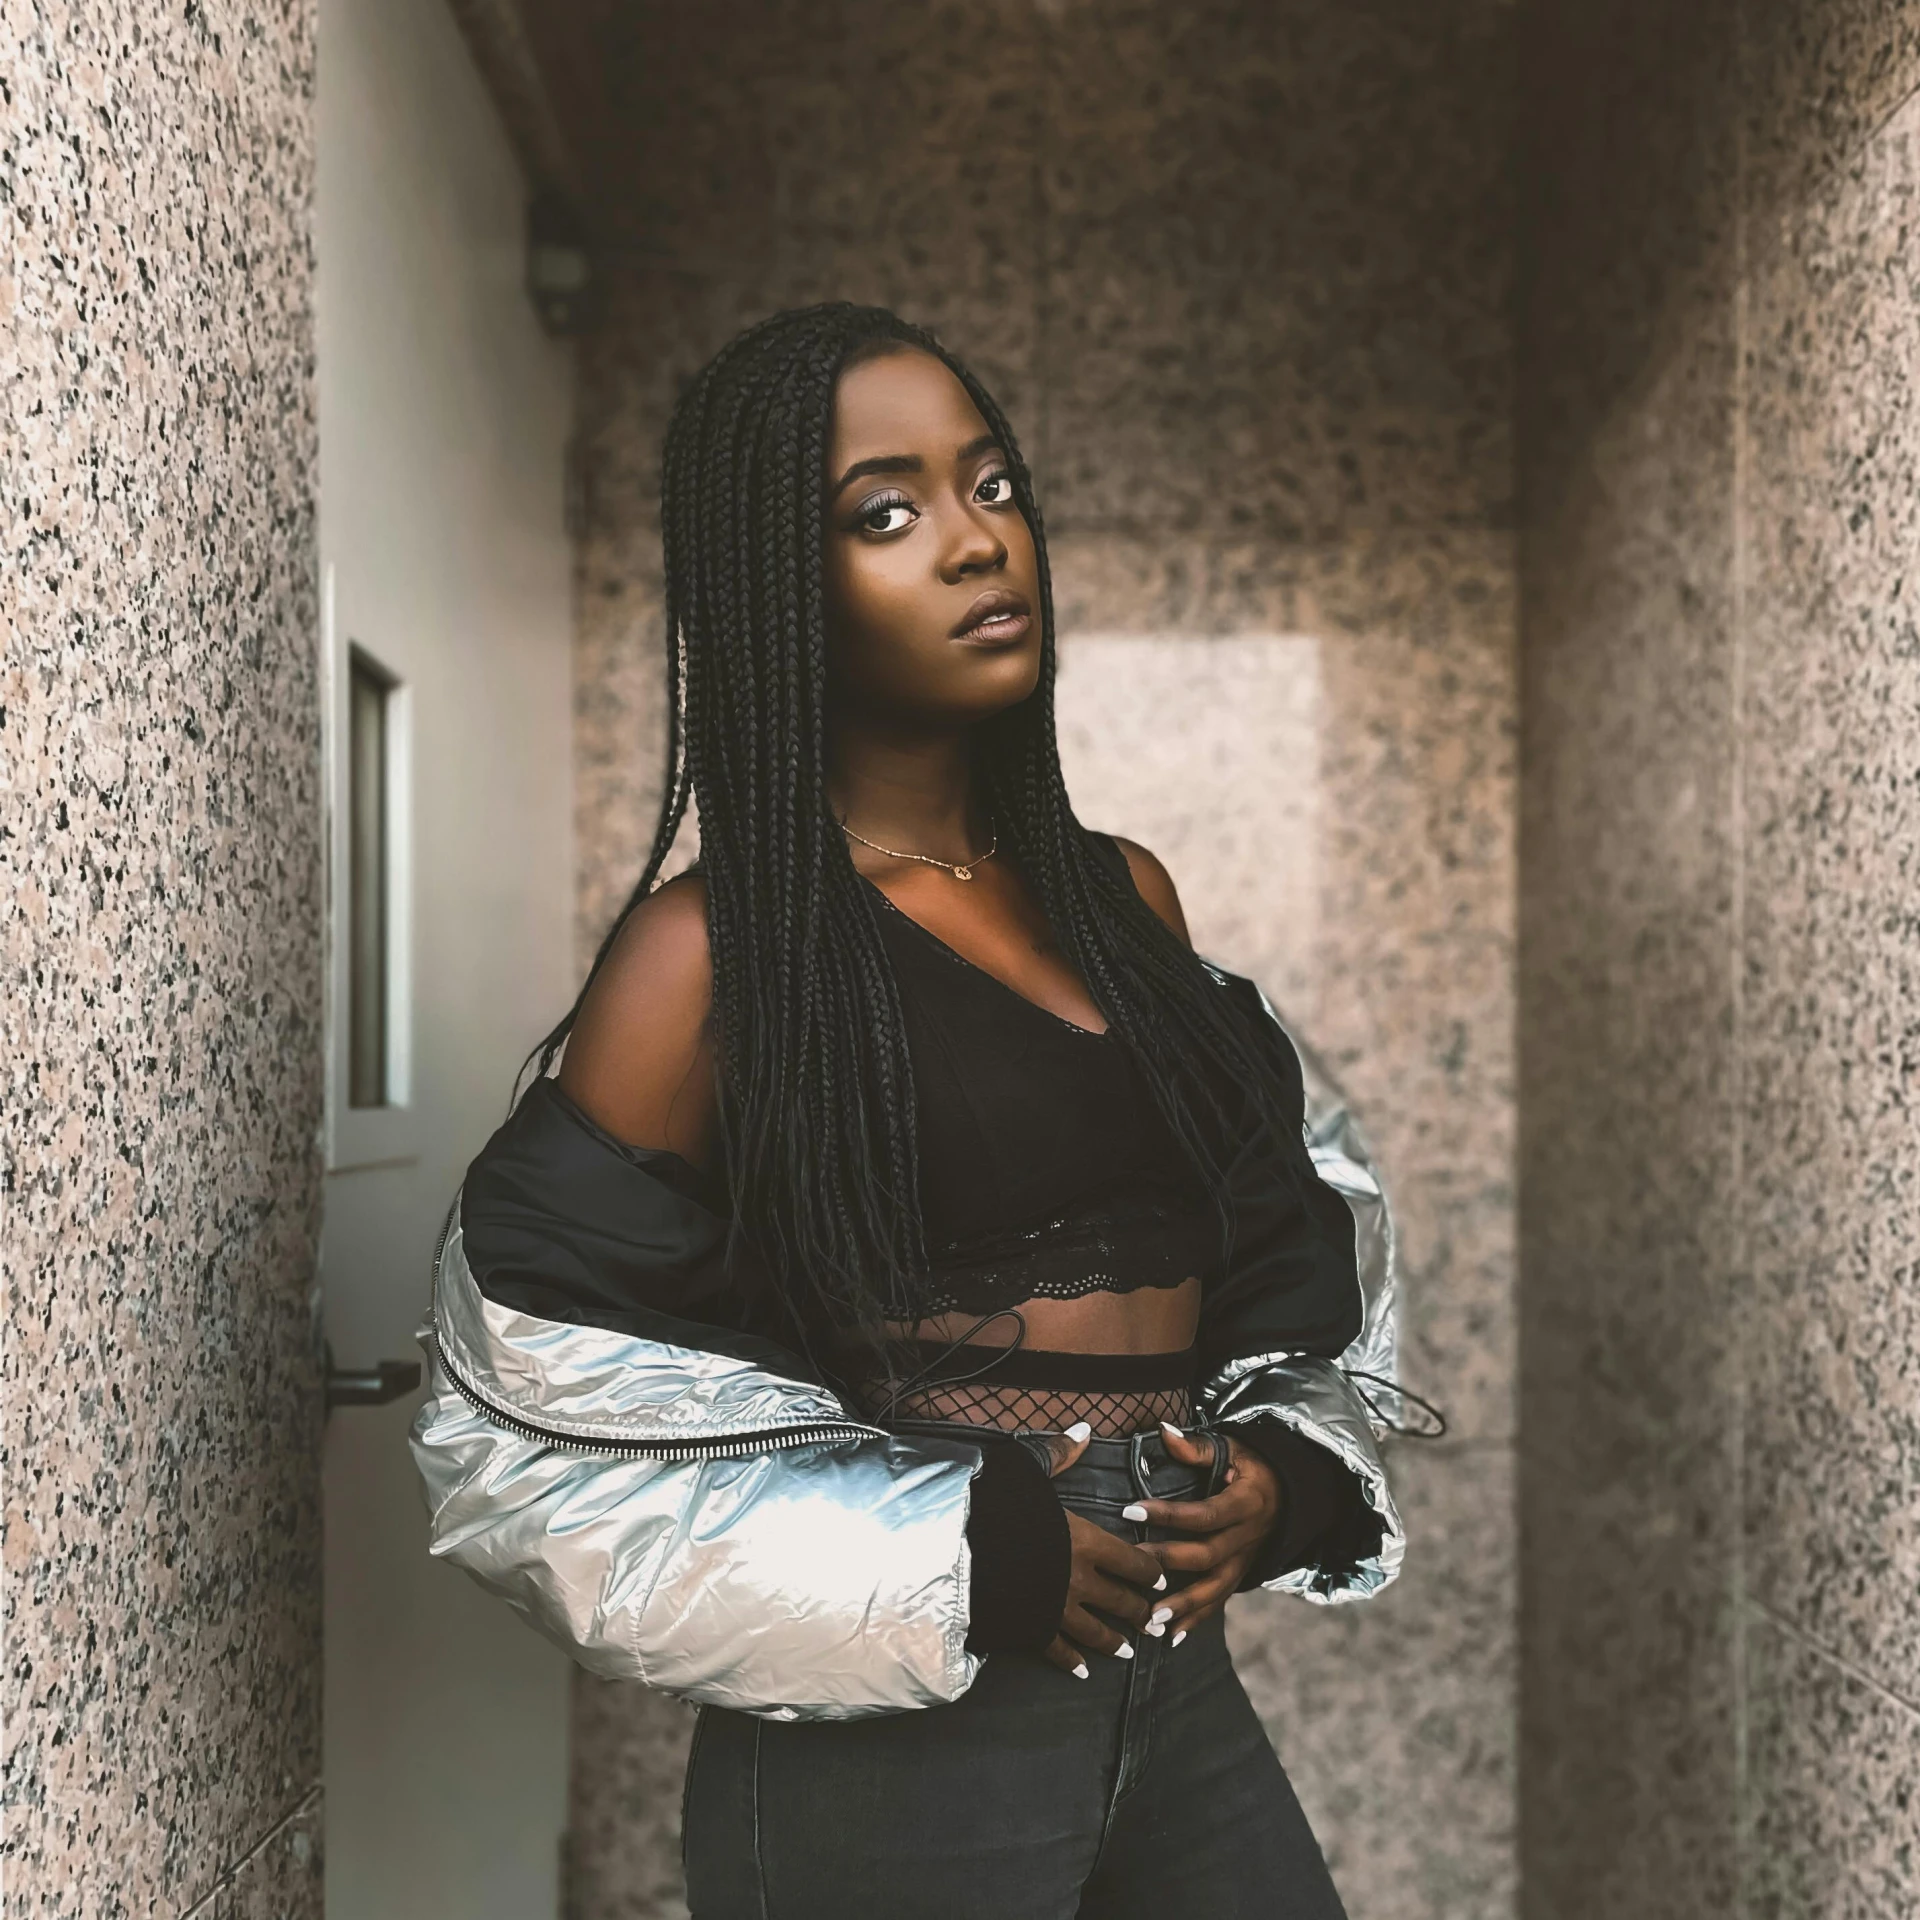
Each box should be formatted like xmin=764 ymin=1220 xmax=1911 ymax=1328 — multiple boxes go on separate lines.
xmin=316 ymin=0 xmax=578 ymax=1912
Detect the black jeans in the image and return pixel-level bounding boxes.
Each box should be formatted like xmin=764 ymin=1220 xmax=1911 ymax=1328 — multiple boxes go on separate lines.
xmin=680 ymin=1427 xmax=1348 ymax=1919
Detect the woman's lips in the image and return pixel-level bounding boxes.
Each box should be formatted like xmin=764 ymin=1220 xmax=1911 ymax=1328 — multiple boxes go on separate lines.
xmin=951 ymin=590 xmax=1033 ymax=646
xmin=958 ymin=610 xmax=1031 ymax=646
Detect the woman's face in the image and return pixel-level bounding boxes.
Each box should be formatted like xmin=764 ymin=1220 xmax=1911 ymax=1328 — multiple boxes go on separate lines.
xmin=822 ymin=347 xmax=1042 ymax=728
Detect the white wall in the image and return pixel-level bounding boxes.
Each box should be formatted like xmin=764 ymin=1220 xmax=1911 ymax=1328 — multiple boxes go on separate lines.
xmin=316 ymin=0 xmax=575 ymax=1910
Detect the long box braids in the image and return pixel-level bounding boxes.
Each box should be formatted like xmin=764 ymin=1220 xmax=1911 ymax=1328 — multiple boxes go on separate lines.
xmin=527 ymin=304 xmax=1330 ymax=1366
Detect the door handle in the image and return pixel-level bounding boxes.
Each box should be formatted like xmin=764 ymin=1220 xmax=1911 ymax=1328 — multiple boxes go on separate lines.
xmin=324 ymin=1340 xmax=422 ymax=1409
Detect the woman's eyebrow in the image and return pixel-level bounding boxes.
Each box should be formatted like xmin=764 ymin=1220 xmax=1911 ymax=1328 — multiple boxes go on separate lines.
xmin=830 ymin=437 xmax=1004 ymax=500
xmin=831 ymin=453 xmax=921 ymax=498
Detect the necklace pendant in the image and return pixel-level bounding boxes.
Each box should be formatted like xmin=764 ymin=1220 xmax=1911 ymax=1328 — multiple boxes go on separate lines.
xmin=952 ymin=865 xmax=973 ymax=881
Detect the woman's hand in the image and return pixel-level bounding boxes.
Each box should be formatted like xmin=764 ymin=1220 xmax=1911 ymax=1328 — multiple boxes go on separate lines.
xmin=1033 ymin=1424 xmax=1170 ymax=1678
xmin=1128 ymin=1423 xmax=1281 ymax=1640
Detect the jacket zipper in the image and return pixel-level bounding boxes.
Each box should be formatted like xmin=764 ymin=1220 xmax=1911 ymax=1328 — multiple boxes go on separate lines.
xmin=428 ymin=1192 xmax=879 ymax=1461
xmin=432 ymin=1328 xmax=875 ymax=1459
xmin=431 ymin=1194 xmax=459 ymax=1273
xmin=430 ymin=1325 xmax=878 ymax=1464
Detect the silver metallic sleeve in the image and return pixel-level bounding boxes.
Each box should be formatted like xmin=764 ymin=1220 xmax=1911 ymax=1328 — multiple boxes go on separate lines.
xmin=1264 ymin=985 xmax=1401 ymax=1429
xmin=1201 ymin=975 xmax=1410 ymax=1603
xmin=408 ymin=1214 xmax=986 ymax=1721
xmin=1200 ymin=1350 xmax=1407 ymax=1603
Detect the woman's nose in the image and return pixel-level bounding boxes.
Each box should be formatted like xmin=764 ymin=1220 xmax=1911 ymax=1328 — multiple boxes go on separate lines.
xmin=940 ymin=506 xmax=1007 ymax=580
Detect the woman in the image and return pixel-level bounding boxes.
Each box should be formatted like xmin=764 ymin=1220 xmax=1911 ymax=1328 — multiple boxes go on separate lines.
xmin=410 ymin=304 xmax=1406 ymax=1918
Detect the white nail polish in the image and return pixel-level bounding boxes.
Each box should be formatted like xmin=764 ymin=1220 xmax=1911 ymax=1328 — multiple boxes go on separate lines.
xmin=1151 ymin=1605 xmax=1174 ymax=1624
xmin=1073 ymin=1661 xmax=1090 ymax=1679
xmin=1144 ymin=1620 xmax=1166 ymax=1637
xmin=1114 ymin=1641 xmax=1134 ymax=1660
xmin=1153 ymin=1573 xmax=1168 ymax=1591
xmin=1172 ymin=1630 xmax=1188 ymax=1648
xmin=1122 ymin=1503 xmax=1148 ymax=1522
xmin=1161 ymin=1421 xmax=1184 ymax=1439
xmin=1065 ymin=1421 xmax=1093 ymax=1445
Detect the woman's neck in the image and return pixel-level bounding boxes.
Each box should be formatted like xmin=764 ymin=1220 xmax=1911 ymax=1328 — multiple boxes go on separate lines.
xmin=826 ymin=725 xmax=991 ymax=866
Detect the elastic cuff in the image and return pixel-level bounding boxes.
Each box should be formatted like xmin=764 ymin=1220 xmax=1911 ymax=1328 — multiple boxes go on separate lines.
xmin=1232 ymin=1415 xmax=1385 ymax=1586
xmin=963 ymin=1438 xmax=1071 ymax=1654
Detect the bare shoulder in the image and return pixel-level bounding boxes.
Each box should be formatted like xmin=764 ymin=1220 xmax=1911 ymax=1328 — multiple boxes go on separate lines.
xmin=592 ymin=868 xmax=712 ymax=994
xmin=1104 ymin=834 xmax=1191 ymax=947
xmin=555 ymin=870 xmax=719 ymax=1162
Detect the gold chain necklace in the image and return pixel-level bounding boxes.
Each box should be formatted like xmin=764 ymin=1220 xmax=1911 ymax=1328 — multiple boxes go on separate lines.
xmin=839 ymin=819 xmax=998 ymax=882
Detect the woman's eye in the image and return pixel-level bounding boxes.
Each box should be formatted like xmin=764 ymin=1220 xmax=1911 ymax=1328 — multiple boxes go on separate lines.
xmin=975 ymin=471 xmax=1015 ymax=507
xmin=858 ymin=496 xmax=917 ymax=535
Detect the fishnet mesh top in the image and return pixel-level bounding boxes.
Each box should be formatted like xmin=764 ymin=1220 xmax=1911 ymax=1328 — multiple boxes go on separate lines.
xmin=855 ymin=1339 xmax=1198 ymax=1439
xmin=844 ymin=871 xmax=1226 ymax=1438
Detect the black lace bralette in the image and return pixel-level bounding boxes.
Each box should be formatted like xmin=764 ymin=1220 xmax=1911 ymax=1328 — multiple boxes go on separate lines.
xmin=863 ymin=876 xmax=1224 ymax=1319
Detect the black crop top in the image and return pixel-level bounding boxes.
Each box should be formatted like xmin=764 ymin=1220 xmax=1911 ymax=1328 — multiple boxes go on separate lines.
xmin=863 ymin=871 xmax=1226 ymax=1321
xmin=859 ymin=864 xmax=1384 ymax=1648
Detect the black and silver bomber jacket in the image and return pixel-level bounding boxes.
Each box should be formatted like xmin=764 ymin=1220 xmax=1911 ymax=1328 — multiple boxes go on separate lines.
xmin=409 ymin=965 xmax=1407 ymax=1723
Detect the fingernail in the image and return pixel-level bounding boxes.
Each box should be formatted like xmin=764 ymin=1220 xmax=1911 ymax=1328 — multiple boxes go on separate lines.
xmin=1172 ymin=1629 xmax=1188 ymax=1648
xmin=1073 ymin=1661 xmax=1089 ymax=1679
xmin=1114 ymin=1641 xmax=1134 ymax=1661
xmin=1122 ymin=1503 xmax=1148 ymax=1521
xmin=1145 ymin=1619 xmax=1166 ymax=1637
xmin=1151 ymin=1605 xmax=1174 ymax=1624
xmin=1065 ymin=1421 xmax=1093 ymax=1444
xmin=1161 ymin=1421 xmax=1184 ymax=1439
xmin=1153 ymin=1573 xmax=1168 ymax=1591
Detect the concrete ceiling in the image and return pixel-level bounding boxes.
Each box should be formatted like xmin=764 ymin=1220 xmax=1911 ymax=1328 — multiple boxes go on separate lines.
xmin=448 ymin=0 xmax=803 ymax=264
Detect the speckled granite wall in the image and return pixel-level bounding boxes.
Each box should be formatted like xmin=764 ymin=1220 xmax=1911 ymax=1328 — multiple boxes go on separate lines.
xmin=561 ymin=5 xmax=1517 ymax=1916
xmin=2 ymin=3 xmax=325 ymax=1915
xmin=1519 ymin=2 xmax=1920 ymax=1914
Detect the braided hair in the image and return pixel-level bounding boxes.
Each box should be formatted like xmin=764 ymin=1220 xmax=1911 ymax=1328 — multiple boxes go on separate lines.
xmin=528 ymin=302 xmax=1318 ymax=1356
